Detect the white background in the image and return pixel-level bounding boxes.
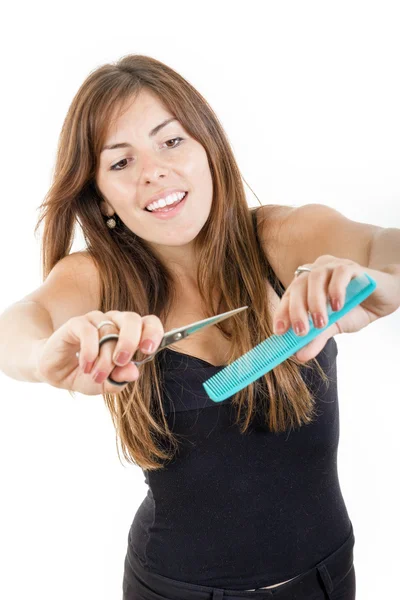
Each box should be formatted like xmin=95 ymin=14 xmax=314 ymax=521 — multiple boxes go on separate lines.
xmin=1 ymin=1 xmax=399 ymax=598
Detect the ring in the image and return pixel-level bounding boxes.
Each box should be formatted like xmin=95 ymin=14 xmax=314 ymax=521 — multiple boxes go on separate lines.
xmin=294 ymin=266 xmax=312 ymax=278
xmin=75 ymin=320 xmax=119 ymax=361
xmin=97 ymin=320 xmax=117 ymax=330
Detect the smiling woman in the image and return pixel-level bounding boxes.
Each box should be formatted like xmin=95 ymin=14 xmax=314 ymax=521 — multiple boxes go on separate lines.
xmin=0 ymin=54 xmax=364 ymax=600
xmin=94 ymin=86 xmax=214 ymax=269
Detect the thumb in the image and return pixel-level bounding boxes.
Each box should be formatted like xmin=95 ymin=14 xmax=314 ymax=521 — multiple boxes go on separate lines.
xmin=295 ymin=323 xmax=339 ymax=363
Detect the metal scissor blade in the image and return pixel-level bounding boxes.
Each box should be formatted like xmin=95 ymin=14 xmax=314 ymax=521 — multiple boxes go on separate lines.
xmin=159 ymin=305 xmax=249 ymax=349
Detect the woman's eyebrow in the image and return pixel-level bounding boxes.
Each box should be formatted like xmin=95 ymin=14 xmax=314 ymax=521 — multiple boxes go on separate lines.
xmin=101 ymin=117 xmax=178 ymax=152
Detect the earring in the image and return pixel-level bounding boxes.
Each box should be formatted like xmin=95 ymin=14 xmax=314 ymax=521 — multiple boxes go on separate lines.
xmin=106 ymin=215 xmax=117 ymax=229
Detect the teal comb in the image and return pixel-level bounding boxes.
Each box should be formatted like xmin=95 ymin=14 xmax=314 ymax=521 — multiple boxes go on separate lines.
xmin=202 ymin=272 xmax=377 ymax=402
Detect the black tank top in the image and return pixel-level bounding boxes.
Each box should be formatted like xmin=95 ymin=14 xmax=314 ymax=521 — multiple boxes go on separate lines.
xmin=128 ymin=210 xmax=352 ymax=590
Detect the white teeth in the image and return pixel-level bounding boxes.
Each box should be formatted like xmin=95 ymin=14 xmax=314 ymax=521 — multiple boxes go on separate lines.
xmin=147 ymin=191 xmax=186 ymax=211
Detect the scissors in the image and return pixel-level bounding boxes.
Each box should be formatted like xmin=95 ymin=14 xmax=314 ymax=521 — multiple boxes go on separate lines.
xmin=99 ymin=305 xmax=249 ymax=386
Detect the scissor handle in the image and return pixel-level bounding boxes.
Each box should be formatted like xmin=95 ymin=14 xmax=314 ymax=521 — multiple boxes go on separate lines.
xmin=97 ymin=334 xmax=156 ymax=387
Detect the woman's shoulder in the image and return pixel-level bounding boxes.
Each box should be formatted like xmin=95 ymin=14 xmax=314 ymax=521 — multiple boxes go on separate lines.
xmin=20 ymin=251 xmax=101 ymax=332
xmin=66 ymin=251 xmax=101 ymax=288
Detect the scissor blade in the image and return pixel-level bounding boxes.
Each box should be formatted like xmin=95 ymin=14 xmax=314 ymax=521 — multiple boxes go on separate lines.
xmin=160 ymin=305 xmax=248 ymax=348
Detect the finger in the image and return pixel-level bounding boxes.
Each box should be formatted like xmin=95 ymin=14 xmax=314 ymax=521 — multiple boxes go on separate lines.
xmin=327 ymin=264 xmax=362 ymax=312
xmin=83 ymin=311 xmax=129 ymax=383
xmin=295 ymin=331 xmax=330 ymax=362
xmin=107 ymin=312 xmax=165 ymax=365
xmin=70 ymin=313 xmax=106 ymax=373
xmin=103 ymin=311 xmax=143 ymax=366
xmin=138 ymin=314 xmax=165 ymax=355
xmin=288 ymin=276 xmax=312 ymax=336
xmin=295 ymin=323 xmax=339 ymax=362
xmin=274 ymin=268 xmax=317 ymax=335
xmin=74 ymin=312 xmax=140 ymax=389
xmin=306 ymin=268 xmax=331 ymax=329
xmin=103 ymin=362 xmax=140 ymax=386
xmin=273 ymin=292 xmax=291 ymax=334
xmin=95 ymin=364 xmax=139 ymax=393
xmin=84 ymin=317 xmax=121 ymax=384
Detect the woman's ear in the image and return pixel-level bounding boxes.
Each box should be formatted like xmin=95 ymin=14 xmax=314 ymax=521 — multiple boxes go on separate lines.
xmin=99 ymin=201 xmax=113 ymax=217
xmin=92 ymin=179 xmax=114 ymax=217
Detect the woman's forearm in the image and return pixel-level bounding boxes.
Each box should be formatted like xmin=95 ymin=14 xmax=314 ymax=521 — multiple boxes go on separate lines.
xmin=0 ymin=301 xmax=53 ymax=382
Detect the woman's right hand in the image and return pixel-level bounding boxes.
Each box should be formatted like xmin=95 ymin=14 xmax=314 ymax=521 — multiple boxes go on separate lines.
xmin=35 ymin=310 xmax=165 ymax=395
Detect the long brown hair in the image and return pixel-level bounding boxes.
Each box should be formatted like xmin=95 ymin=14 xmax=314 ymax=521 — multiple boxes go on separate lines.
xmin=34 ymin=54 xmax=329 ymax=471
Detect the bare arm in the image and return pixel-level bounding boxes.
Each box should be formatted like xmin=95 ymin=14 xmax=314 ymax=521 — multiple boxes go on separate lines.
xmin=0 ymin=301 xmax=53 ymax=382
xmin=0 ymin=252 xmax=100 ymax=383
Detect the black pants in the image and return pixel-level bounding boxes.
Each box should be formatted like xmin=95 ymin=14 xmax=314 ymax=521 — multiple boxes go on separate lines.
xmin=122 ymin=525 xmax=356 ymax=599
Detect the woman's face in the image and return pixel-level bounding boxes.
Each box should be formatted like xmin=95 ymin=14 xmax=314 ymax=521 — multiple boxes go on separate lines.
xmin=96 ymin=89 xmax=214 ymax=252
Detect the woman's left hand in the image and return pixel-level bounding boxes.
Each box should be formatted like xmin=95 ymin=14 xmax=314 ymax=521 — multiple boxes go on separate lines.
xmin=273 ymin=255 xmax=400 ymax=362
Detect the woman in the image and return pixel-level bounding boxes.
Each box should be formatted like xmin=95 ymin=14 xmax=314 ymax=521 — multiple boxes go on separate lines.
xmin=0 ymin=54 xmax=399 ymax=599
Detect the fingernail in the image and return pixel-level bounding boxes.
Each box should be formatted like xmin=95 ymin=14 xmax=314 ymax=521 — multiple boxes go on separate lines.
xmin=140 ymin=339 xmax=155 ymax=353
xmin=331 ymin=298 xmax=342 ymax=311
xmin=275 ymin=320 xmax=286 ymax=334
xmin=84 ymin=361 xmax=94 ymax=374
xmin=93 ymin=371 xmax=107 ymax=384
xmin=312 ymin=313 xmax=325 ymax=328
xmin=114 ymin=351 xmax=130 ymax=365
xmin=294 ymin=321 xmax=305 ymax=336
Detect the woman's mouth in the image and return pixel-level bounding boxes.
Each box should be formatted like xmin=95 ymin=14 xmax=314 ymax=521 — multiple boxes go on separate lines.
xmin=145 ymin=192 xmax=188 ymax=220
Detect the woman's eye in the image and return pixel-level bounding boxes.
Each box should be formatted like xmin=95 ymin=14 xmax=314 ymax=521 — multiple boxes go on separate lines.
xmin=163 ymin=136 xmax=184 ymax=149
xmin=110 ymin=137 xmax=183 ymax=171
xmin=110 ymin=158 xmax=130 ymax=171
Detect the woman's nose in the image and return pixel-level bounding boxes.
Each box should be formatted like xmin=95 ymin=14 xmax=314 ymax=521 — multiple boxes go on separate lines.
xmin=138 ymin=153 xmax=169 ymax=181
